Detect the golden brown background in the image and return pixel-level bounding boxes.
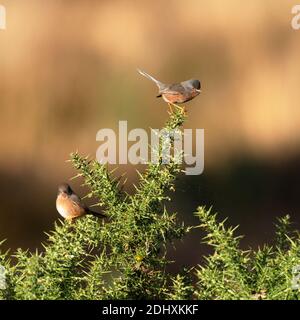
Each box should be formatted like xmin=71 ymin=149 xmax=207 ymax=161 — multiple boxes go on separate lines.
xmin=0 ymin=1 xmax=300 ymax=270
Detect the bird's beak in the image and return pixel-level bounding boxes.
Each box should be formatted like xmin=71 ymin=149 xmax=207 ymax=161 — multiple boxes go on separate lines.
xmin=196 ymin=89 xmax=202 ymax=93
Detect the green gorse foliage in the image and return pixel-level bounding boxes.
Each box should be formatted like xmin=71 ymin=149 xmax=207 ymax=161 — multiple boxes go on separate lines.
xmin=195 ymin=208 xmax=300 ymax=300
xmin=0 ymin=108 xmax=299 ymax=300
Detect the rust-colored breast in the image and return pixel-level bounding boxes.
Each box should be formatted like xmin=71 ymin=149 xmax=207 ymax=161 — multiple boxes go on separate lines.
xmin=162 ymin=89 xmax=199 ymax=104
xmin=162 ymin=92 xmax=186 ymax=104
xmin=56 ymin=194 xmax=85 ymax=220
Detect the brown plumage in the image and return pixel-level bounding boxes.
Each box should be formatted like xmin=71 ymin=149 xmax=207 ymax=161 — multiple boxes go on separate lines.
xmin=56 ymin=183 xmax=106 ymax=221
xmin=137 ymin=68 xmax=201 ymax=105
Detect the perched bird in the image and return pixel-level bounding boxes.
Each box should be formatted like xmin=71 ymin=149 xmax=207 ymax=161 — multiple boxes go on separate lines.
xmin=137 ymin=68 xmax=201 ymax=112
xmin=56 ymin=183 xmax=106 ymax=221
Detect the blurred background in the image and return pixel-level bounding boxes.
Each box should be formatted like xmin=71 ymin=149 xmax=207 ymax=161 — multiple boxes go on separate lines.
xmin=0 ymin=0 xmax=300 ymax=272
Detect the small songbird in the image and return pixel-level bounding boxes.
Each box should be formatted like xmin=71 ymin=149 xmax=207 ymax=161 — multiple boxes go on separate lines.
xmin=56 ymin=183 xmax=106 ymax=221
xmin=137 ymin=68 xmax=201 ymax=112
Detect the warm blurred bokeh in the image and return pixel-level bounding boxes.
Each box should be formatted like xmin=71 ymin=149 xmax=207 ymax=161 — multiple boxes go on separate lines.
xmin=0 ymin=0 xmax=300 ymax=271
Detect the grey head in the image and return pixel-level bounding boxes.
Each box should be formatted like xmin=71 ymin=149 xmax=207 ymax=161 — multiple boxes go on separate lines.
xmin=58 ymin=183 xmax=73 ymax=195
xmin=181 ymin=79 xmax=201 ymax=92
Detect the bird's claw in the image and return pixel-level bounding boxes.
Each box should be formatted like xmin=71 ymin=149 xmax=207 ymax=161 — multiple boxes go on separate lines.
xmin=174 ymin=104 xmax=186 ymax=115
xmin=167 ymin=103 xmax=187 ymax=116
xmin=180 ymin=106 xmax=187 ymax=115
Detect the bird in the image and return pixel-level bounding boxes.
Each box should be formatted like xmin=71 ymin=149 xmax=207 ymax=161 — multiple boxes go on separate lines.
xmin=56 ymin=183 xmax=106 ymax=222
xmin=137 ymin=68 xmax=201 ymax=112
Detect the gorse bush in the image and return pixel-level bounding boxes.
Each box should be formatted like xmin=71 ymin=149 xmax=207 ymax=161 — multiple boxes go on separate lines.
xmin=0 ymin=108 xmax=300 ymax=300
xmin=195 ymin=209 xmax=300 ymax=300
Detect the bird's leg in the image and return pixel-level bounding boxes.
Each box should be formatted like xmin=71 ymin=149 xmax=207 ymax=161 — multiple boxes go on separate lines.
xmin=173 ymin=103 xmax=186 ymax=115
xmin=66 ymin=217 xmax=74 ymax=224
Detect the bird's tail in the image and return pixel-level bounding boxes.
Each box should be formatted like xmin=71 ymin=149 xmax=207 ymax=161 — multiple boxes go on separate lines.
xmin=137 ymin=68 xmax=165 ymax=90
xmin=87 ymin=209 xmax=106 ymax=219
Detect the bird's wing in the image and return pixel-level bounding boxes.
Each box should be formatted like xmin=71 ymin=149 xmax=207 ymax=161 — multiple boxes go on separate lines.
xmin=69 ymin=193 xmax=87 ymax=211
xmin=160 ymin=83 xmax=186 ymax=95
xmin=69 ymin=193 xmax=105 ymax=217
xmin=69 ymin=193 xmax=82 ymax=205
